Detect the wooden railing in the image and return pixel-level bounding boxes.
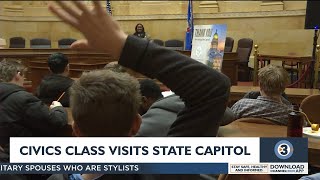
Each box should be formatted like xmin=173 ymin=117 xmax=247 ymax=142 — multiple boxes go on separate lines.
xmin=0 ymin=48 xmax=240 ymax=92
xmin=0 ymin=48 xmax=116 ymax=92
xmin=252 ymin=45 xmax=318 ymax=88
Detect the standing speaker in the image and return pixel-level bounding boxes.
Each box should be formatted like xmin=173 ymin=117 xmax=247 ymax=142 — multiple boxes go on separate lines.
xmin=305 ymin=1 xmax=320 ymax=29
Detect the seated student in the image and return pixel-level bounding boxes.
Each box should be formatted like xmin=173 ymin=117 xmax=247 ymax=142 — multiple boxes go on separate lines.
xmin=48 ymin=1 xmax=230 ymax=180
xmin=138 ymin=79 xmax=163 ymax=115
xmin=0 ymin=59 xmax=68 ymax=155
xmin=36 ymin=52 xmax=74 ymax=107
xmin=137 ymin=93 xmax=235 ymax=137
xmin=231 ymin=65 xmax=291 ymax=125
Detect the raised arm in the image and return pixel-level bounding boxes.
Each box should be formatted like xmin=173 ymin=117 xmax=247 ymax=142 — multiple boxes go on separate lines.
xmin=119 ymin=36 xmax=230 ymax=136
xmin=49 ymin=1 xmax=230 ymax=136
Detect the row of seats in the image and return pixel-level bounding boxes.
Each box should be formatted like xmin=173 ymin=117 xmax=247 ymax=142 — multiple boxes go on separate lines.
xmin=9 ymin=37 xmax=76 ymax=48
xmin=10 ymin=36 xmax=253 ymax=82
xmin=150 ymin=37 xmax=253 ymax=53
xmin=10 ymin=36 xmax=184 ymax=50
xmin=151 ymin=37 xmax=254 ymax=82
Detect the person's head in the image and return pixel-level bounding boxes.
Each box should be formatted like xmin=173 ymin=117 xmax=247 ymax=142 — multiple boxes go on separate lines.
xmin=135 ymin=23 xmax=144 ymax=33
xmin=0 ymin=59 xmax=25 ymax=87
xmin=258 ymin=65 xmax=289 ymax=98
xmin=104 ymin=61 xmax=126 ymax=73
xmin=139 ymin=79 xmax=163 ymax=115
xmin=70 ymin=69 xmax=142 ymax=137
xmin=48 ymin=53 xmax=69 ymax=75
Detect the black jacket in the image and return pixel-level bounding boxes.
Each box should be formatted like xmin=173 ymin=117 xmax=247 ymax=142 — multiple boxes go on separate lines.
xmin=0 ymin=82 xmax=68 ymax=147
xmin=36 ymin=74 xmax=74 ymax=107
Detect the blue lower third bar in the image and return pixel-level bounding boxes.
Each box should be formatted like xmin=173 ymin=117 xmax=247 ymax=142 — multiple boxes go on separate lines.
xmin=0 ymin=163 xmax=228 ymax=174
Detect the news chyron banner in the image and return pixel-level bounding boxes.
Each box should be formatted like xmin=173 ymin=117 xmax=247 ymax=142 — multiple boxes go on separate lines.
xmin=2 ymin=137 xmax=308 ymax=174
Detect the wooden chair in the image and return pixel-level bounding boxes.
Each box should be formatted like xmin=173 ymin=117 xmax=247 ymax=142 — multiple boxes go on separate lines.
xmin=58 ymin=38 xmax=77 ymax=48
xmin=300 ymin=94 xmax=320 ymax=124
xmin=9 ymin=37 xmax=25 ymax=48
xmin=237 ymin=38 xmax=253 ymax=82
xmin=165 ymin=39 xmax=184 ymax=50
xmin=30 ymin=38 xmax=51 ymax=48
xmin=282 ymin=61 xmax=298 ymax=84
xmin=224 ymin=37 xmax=234 ymax=52
xmin=150 ymin=39 xmax=164 ymax=46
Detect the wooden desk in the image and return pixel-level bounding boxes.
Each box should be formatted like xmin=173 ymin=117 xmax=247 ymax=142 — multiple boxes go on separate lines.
xmin=230 ymin=86 xmax=320 ymax=104
xmin=0 ymin=49 xmax=239 ymax=91
xmin=222 ymin=52 xmax=239 ymax=85
xmin=0 ymin=48 xmax=114 ymax=87
xmin=0 ymin=49 xmax=114 ymax=64
xmin=218 ymin=121 xmax=320 ymax=167
xmin=253 ymin=52 xmax=312 ymax=86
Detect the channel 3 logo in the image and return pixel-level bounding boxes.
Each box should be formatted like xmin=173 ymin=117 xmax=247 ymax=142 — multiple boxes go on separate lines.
xmin=274 ymin=140 xmax=294 ymax=159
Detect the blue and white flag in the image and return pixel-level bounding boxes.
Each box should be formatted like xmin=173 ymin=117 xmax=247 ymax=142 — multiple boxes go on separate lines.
xmin=185 ymin=0 xmax=193 ymax=51
xmin=106 ymin=0 xmax=112 ymax=15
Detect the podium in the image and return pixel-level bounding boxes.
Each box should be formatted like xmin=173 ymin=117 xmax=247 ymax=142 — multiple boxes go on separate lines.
xmin=176 ymin=51 xmax=239 ymax=85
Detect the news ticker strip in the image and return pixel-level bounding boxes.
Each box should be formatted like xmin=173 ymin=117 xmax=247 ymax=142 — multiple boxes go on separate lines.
xmin=0 ymin=163 xmax=308 ymax=174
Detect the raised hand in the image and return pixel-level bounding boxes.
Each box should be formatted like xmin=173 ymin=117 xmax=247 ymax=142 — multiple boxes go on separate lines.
xmin=48 ymin=1 xmax=128 ymax=59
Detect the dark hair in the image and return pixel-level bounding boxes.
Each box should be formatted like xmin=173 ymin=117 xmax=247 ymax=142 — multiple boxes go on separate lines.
xmin=70 ymin=69 xmax=141 ymax=136
xmin=48 ymin=53 xmax=69 ymax=74
xmin=139 ymin=79 xmax=163 ymax=100
xmin=135 ymin=23 xmax=145 ymax=33
xmin=134 ymin=23 xmax=146 ymax=38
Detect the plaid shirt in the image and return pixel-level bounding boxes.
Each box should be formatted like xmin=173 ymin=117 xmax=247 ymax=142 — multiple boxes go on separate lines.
xmin=231 ymin=96 xmax=292 ymax=125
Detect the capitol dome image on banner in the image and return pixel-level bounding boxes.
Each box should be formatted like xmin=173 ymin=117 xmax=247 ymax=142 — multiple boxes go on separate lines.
xmin=191 ymin=24 xmax=227 ymax=71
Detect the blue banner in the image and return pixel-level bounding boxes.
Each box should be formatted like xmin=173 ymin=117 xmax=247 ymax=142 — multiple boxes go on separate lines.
xmin=0 ymin=163 xmax=228 ymax=174
xmin=185 ymin=0 xmax=193 ymax=51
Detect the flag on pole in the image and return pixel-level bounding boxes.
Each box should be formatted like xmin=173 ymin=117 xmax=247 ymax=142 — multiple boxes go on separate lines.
xmin=185 ymin=0 xmax=193 ymax=51
xmin=106 ymin=0 xmax=112 ymax=15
